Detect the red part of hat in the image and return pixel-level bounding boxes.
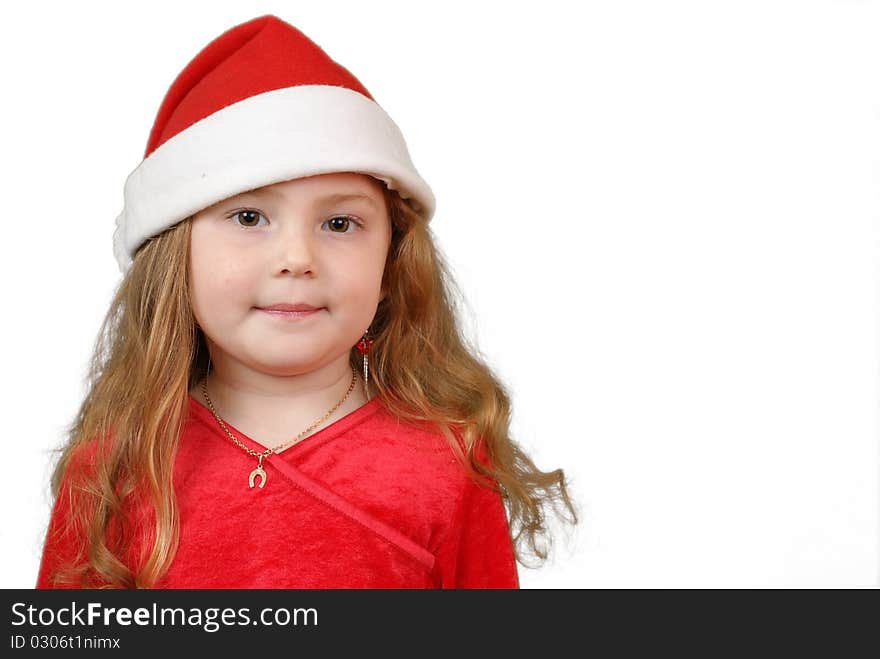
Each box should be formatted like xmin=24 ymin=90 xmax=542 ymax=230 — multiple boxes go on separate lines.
xmin=145 ymin=14 xmax=373 ymax=158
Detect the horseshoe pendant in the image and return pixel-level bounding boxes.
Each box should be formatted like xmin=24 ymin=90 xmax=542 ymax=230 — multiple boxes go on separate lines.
xmin=249 ymin=455 xmax=267 ymax=489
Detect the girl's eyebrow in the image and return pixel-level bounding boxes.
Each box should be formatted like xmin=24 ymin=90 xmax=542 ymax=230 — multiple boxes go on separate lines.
xmin=229 ymin=190 xmax=380 ymax=209
xmin=318 ymin=192 xmax=380 ymax=208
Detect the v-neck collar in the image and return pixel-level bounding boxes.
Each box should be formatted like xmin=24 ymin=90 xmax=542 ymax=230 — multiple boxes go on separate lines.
xmin=187 ymin=393 xmax=382 ymax=459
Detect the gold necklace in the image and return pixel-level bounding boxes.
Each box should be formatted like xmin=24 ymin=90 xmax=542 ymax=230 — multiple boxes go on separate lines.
xmin=200 ymin=366 xmax=357 ymax=489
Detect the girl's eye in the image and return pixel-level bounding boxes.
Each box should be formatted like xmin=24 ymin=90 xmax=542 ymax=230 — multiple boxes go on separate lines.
xmin=323 ymin=215 xmax=362 ymax=234
xmin=227 ymin=209 xmax=268 ymax=229
xmin=226 ymin=209 xmax=362 ymax=233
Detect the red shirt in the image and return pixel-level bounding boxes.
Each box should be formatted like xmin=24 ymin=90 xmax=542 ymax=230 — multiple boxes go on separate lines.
xmin=36 ymin=395 xmax=520 ymax=589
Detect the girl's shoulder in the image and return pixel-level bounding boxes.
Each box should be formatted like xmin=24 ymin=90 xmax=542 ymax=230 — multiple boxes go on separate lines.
xmin=361 ymin=403 xmax=496 ymax=493
xmin=368 ymin=403 xmax=470 ymax=463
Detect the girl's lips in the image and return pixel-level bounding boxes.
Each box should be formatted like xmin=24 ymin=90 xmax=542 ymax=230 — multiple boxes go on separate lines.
xmin=256 ymin=307 xmax=324 ymax=319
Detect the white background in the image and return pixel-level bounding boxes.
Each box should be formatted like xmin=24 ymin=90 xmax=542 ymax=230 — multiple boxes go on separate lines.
xmin=1 ymin=0 xmax=877 ymax=588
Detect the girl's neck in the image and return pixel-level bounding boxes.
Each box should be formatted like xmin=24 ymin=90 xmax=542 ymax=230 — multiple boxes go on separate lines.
xmin=188 ymin=367 xmax=370 ymax=451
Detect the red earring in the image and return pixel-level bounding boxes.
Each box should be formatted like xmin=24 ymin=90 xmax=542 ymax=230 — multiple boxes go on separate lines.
xmin=357 ymin=330 xmax=373 ymax=400
xmin=356 ymin=333 xmax=373 ymax=355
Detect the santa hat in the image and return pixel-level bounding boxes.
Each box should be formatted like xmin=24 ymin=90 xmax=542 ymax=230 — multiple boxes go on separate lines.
xmin=112 ymin=14 xmax=436 ymax=273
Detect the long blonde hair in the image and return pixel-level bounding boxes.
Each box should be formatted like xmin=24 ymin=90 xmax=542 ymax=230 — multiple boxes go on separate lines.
xmin=43 ymin=184 xmax=579 ymax=588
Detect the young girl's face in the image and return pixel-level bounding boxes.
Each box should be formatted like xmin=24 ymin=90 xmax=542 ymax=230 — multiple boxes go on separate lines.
xmin=189 ymin=172 xmax=391 ymax=378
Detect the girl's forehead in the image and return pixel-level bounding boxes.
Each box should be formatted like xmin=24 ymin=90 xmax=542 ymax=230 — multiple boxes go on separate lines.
xmin=226 ymin=173 xmax=383 ymax=203
xmin=262 ymin=171 xmax=379 ymax=192
xmin=193 ymin=174 xmax=386 ymax=218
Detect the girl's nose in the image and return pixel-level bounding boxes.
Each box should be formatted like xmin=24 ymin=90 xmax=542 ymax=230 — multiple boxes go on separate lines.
xmin=276 ymin=223 xmax=316 ymax=276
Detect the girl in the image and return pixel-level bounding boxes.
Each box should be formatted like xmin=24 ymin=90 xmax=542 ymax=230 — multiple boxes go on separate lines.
xmin=36 ymin=14 xmax=578 ymax=589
